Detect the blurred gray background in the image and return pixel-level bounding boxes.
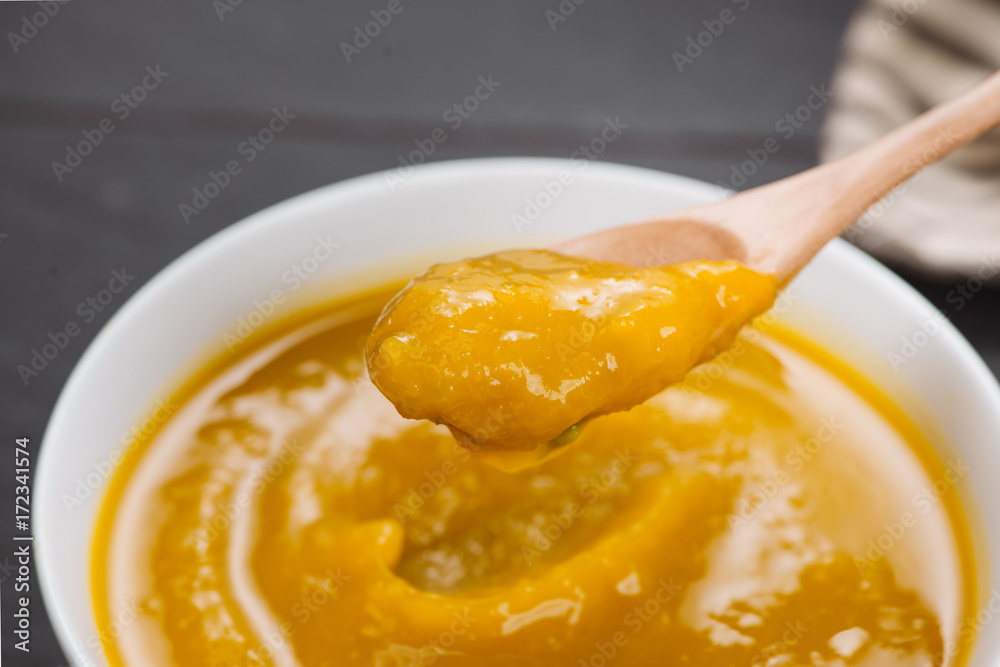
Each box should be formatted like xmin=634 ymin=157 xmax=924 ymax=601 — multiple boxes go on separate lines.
xmin=1 ymin=1 xmax=998 ymax=664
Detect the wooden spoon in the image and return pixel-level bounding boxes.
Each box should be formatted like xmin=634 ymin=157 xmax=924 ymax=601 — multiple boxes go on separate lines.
xmin=385 ymin=71 xmax=1000 ymax=461
xmin=553 ymin=69 xmax=1000 ymax=282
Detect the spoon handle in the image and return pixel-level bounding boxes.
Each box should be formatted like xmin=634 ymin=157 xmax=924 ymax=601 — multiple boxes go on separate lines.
xmin=708 ymin=68 xmax=1000 ymax=283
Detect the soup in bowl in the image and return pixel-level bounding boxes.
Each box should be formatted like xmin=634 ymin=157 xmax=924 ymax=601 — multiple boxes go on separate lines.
xmin=36 ymin=159 xmax=1000 ymax=666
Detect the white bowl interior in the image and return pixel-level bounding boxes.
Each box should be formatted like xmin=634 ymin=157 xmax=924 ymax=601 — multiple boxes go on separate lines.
xmin=36 ymin=158 xmax=1000 ymax=666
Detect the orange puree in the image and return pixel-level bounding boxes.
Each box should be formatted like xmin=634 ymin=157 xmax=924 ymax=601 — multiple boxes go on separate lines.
xmin=94 ymin=285 xmax=975 ymax=667
xmin=366 ymin=250 xmax=777 ymax=461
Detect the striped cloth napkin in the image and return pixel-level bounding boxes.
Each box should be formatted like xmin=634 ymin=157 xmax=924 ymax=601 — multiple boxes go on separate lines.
xmin=820 ymin=0 xmax=1000 ymax=280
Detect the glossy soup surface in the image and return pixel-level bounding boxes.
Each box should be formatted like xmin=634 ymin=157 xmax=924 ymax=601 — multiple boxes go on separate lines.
xmin=96 ymin=286 xmax=974 ymax=667
xmin=367 ymin=251 xmax=777 ymax=457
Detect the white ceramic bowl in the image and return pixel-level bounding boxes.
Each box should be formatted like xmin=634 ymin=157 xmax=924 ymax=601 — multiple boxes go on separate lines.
xmin=36 ymin=158 xmax=1000 ymax=666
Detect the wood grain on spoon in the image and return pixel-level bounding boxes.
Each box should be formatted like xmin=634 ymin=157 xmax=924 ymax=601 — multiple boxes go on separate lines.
xmin=554 ymin=69 xmax=1000 ymax=283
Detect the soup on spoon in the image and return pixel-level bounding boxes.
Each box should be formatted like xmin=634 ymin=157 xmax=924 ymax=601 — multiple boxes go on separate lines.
xmin=367 ymin=69 xmax=1000 ymax=466
xmin=366 ymin=250 xmax=776 ymax=467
